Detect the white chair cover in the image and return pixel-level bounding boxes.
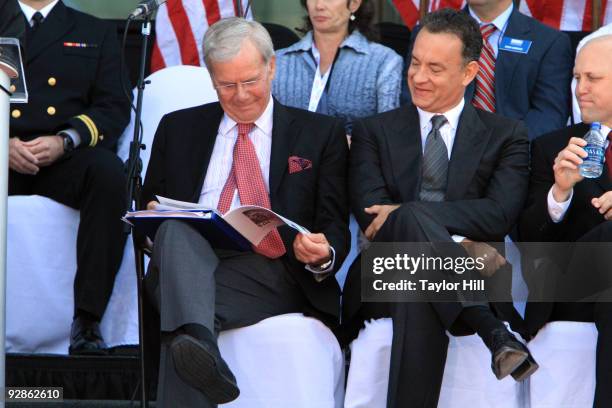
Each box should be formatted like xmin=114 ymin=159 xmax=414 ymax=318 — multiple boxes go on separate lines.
xmin=6 ymin=195 xmax=139 ymax=353
xmin=219 ymin=314 xmax=345 ymax=408
xmin=528 ymin=321 xmax=597 ymax=408
xmin=344 ymin=318 xmax=524 ymax=408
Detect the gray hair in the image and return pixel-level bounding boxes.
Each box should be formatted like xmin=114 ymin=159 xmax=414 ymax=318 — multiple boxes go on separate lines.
xmin=203 ymin=17 xmax=274 ymax=70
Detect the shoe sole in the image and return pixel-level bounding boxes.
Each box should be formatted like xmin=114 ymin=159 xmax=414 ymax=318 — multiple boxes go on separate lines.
xmin=494 ymin=346 xmax=528 ymax=380
xmin=171 ymin=334 xmax=240 ymax=404
xmin=511 ymin=355 xmax=539 ymax=382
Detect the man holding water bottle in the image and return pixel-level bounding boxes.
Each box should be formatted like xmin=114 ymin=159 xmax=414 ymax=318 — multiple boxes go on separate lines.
xmin=519 ymin=35 xmax=612 ymax=407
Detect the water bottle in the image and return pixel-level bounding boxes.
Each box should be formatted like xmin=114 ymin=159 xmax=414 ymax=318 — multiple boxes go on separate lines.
xmin=579 ymin=122 xmax=605 ymax=178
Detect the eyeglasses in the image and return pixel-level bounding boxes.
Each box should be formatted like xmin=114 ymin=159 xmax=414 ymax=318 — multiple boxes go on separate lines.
xmin=213 ymin=70 xmax=268 ymax=94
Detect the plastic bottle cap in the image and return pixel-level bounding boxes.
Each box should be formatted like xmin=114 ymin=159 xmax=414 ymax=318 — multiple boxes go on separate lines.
xmin=591 ymin=122 xmax=602 ymax=130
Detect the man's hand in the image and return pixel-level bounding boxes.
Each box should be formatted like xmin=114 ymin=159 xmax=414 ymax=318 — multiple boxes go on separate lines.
xmin=293 ymin=233 xmax=331 ymax=266
xmin=552 ymin=137 xmax=587 ymax=202
xmin=460 ymin=238 xmax=506 ymax=278
xmin=592 ymin=191 xmax=612 ymax=220
xmin=9 ymin=138 xmax=39 ymax=174
xmin=364 ymin=204 xmax=401 ymax=241
xmin=23 ymin=135 xmax=64 ymax=167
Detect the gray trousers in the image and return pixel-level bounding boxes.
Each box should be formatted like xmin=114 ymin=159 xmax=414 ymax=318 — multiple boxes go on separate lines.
xmin=145 ymin=220 xmax=305 ymax=407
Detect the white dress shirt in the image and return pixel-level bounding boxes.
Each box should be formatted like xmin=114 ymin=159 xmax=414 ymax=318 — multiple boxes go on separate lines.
xmin=18 ymin=0 xmax=59 ymax=25
xmin=198 ymin=96 xmax=334 ymax=275
xmin=417 ymin=98 xmax=465 ymax=243
xmin=198 ymin=97 xmax=274 ymax=210
xmin=468 ymin=3 xmax=514 ymax=58
xmin=548 ymin=124 xmax=612 ymax=222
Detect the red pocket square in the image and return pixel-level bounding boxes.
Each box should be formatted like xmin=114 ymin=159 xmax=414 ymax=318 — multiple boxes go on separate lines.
xmin=288 ymin=156 xmax=312 ymax=174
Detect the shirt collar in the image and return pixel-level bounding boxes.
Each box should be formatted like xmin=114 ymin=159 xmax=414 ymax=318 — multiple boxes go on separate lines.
xmin=417 ymin=98 xmax=465 ymax=132
xmin=283 ymin=30 xmax=368 ymax=55
xmin=219 ymin=96 xmax=274 ymax=138
xmin=601 ymin=124 xmax=611 ymax=138
xmin=19 ymin=0 xmax=59 ymax=24
xmin=468 ymin=2 xmax=513 ymax=32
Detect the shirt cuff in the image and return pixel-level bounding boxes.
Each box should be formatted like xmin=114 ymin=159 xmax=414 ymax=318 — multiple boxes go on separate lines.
xmin=305 ymin=246 xmax=336 ymax=282
xmin=547 ymin=186 xmax=573 ymax=223
xmin=58 ymin=128 xmax=81 ymax=148
xmin=451 ymin=235 xmax=466 ymax=243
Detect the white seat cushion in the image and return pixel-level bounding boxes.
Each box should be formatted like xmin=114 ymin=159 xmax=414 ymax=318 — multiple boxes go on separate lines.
xmin=344 ymin=317 xmax=524 ymax=408
xmin=219 ymin=313 xmax=345 ymax=408
xmin=528 ymin=321 xmax=597 ymax=408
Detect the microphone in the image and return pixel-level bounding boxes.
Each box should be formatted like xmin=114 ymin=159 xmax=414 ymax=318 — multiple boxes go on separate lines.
xmin=129 ymin=0 xmax=167 ymax=19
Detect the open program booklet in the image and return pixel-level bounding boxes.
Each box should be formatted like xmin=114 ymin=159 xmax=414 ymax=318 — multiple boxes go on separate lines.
xmin=123 ymin=196 xmax=310 ymax=251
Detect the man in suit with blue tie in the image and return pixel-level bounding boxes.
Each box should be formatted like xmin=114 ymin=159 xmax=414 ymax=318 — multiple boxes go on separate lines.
xmin=342 ymin=9 xmax=538 ymax=407
xmin=401 ymin=0 xmax=573 ymax=140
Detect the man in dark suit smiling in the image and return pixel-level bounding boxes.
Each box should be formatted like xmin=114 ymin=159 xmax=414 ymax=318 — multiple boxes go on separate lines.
xmin=142 ymin=17 xmax=349 ymax=407
xmin=343 ymin=9 xmax=536 ymax=407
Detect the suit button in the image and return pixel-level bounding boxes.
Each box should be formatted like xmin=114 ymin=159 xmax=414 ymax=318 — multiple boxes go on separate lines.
xmin=47 ymin=106 xmax=56 ymax=115
xmin=99 ymin=135 xmax=104 ymax=141
xmin=11 ymin=109 xmax=21 ymax=119
xmin=48 ymin=77 xmax=57 ymax=86
xmin=9 ymin=84 xmax=16 ymax=93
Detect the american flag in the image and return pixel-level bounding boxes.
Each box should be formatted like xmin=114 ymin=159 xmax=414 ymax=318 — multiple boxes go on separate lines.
xmin=151 ymin=0 xmax=253 ymax=73
xmin=391 ymin=0 xmax=611 ymax=30
xmin=519 ymin=0 xmax=611 ymax=31
xmin=390 ymin=0 xmax=465 ymax=29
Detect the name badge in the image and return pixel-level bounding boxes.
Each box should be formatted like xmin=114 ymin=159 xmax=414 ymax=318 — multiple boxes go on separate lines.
xmin=499 ymin=37 xmax=532 ymax=54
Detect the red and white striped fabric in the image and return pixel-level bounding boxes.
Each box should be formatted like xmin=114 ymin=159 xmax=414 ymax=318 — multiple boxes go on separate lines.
xmin=151 ymin=0 xmax=253 ymax=73
xmin=519 ymin=0 xmax=611 ymax=31
xmin=390 ymin=0 xmax=465 ymax=29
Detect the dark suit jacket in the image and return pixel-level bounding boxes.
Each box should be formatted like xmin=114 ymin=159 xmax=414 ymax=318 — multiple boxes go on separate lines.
xmin=401 ymin=8 xmax=572 ymax=140
xmin=342 ymin=103 xmax=529 ymax=332
xmin=9 ymin=1 xmax=130 ymax=150
xmin=0 ymin=0 xmax=24 ymax=41
xmin=518 ymin=123 xmax=612 ymax=333
xmin=141 ymin=100 xmax=350 ymax=325
xmin=350 ymin=103 xmax=529 ymax=241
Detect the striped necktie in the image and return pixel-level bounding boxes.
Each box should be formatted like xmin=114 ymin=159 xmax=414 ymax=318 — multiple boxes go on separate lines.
xmin=473 ymin=24 xmax=497 ymax=112
xmin=420 ymin=115 xmax=449 ymax=202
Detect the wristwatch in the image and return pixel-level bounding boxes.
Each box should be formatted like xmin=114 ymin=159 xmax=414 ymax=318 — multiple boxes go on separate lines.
xmin=61 ymin=133 xmax=75 ymax=153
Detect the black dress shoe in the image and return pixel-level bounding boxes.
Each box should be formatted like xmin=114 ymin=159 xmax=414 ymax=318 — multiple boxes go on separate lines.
xmin=69 ymin=316 xmax=107 ymax=356
xmin=170 ymin=333 xmax=240 ymax=404
xmin=489 ymin=328 xmax=538 ymax=381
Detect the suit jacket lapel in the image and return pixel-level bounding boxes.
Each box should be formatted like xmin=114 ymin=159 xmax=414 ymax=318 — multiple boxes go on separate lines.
xmin=387 ymin=105 xmax=422 ymax=201
xmin=26 ymin=1 xmax=74 ymax=64
xmin=447 ymin=104 xmax=490 ymax=200
xmin=495 ymin=10 xmax=529 ymax=103
xmin=189 ymin=104 xmax=224 ymax=202
xmin=270 ymin=99 xmax=298 ymax=201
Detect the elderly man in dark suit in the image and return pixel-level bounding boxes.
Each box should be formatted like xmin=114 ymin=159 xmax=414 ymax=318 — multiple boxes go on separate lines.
xmin=342 ymin=9 xmax=537 ymax=407
xmin=401 ymin=0 xmax=573 ymax=140
xmin=519 ymin=35 xmax=612 ymax=407
xmin=9 ymin=0 xmax=130 ymax=355
xmin=141 ymin=17 xmax=349 ymax=407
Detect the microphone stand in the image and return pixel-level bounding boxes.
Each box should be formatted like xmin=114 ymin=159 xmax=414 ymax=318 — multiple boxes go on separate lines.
xmin=124 ymin=14 xmax=152 ymax=408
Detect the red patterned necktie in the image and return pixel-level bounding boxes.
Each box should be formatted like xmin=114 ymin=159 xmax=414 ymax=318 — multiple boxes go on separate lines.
xmin=606 ymin=131 xmax=612 ymax=180
xmin=473 ymin=24 xmax=497 ymax=112
xmin=217 ymin=123 xmax=286 ymax=258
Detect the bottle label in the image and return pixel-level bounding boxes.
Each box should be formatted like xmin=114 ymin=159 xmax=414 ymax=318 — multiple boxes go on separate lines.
xmin=584 ymin=145 xmax=604 ymax=162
